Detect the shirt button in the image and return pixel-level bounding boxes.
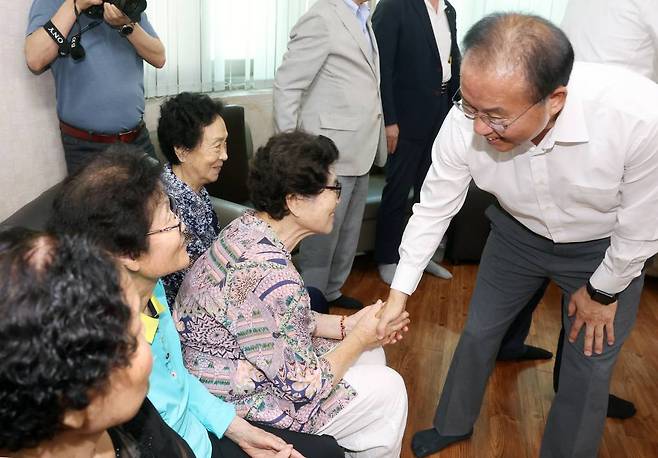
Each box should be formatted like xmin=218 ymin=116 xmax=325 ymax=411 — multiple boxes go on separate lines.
xmin=171 ymin=371 xmax=177 ymax=378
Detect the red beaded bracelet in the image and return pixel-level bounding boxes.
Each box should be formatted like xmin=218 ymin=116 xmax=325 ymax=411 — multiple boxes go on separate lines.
xmin=340 ymin=315 xmax=346 ymax=339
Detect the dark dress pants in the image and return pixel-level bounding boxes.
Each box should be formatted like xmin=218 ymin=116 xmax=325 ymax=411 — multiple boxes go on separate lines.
xmin=209 ymin=423 xmax=344 ymax=458
xmin=374 ymin=97 xmax=451 ymax=265
xmin=433 ymin=205 xmax=642 ymax=457
xmin=497 ymin=278 xmax=550 ymax=359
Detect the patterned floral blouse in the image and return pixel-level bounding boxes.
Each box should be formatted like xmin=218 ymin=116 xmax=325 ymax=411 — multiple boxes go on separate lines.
xmin=161 ymin=164 xmax=219 ymax=306
xmin=173 ymin=211 xmax=356 ymax=433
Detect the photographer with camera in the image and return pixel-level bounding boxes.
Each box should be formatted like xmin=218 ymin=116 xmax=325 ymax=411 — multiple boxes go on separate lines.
xmin=25 ymin=0 xmax=165 ymax=174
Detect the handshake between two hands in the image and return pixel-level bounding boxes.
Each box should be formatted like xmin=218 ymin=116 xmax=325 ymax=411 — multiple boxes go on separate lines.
xmin=344 ymin=291 xmax=411 ymax=348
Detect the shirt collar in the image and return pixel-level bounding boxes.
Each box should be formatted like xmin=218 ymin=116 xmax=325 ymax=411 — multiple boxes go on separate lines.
xmin=242 ymin=210 xmax=291 ymax=260
xmin=140 ymin=293 xmax=167 ymax=344
xmin=342 ymin=0 xmax=370 ymax=17
xmin=539 ymin=90 xmax=589 ymax=150
xmin=424 ymin=0 xmax=447 ymax=12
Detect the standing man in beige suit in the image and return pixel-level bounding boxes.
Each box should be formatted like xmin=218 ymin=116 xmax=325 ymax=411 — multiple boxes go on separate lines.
xmin=274 ymin=0 xmax=387 ymax=309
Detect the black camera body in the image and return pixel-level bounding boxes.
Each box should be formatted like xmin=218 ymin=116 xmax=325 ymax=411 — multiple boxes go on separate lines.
xmin=85 ymin=0 xmax=147 ymax=23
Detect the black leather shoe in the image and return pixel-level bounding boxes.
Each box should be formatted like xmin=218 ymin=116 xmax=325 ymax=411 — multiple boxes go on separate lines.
xmin=328 ymin=295 xmax=363 ymax=310
xmin=497 ymin=344 xmax=553 ymax=361
xmin=607 ymin=394 xmax=636 ymax=419
xmin=411 ymin=428 xmax=472 ymax=457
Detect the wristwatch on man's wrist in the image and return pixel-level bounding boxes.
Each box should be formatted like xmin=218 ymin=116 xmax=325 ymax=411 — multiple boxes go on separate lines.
xmin=586 ymin=281 xmax=618 ymax=305
xmin=119 ymin=23 xmax=135 ymax=36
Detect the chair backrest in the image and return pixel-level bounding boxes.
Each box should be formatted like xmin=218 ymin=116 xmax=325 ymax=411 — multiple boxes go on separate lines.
xmin=204 ymin=104 xmax=252 ymax=204
xmin=1 ymin=183 xmax=61 ymax=230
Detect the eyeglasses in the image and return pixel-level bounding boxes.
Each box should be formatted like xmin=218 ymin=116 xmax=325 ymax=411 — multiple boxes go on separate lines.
xmin=146 ymin=196 xmax=183 ymax=236
xmin=452 ymin=88 xmax=543 ymax=134
xmin=323 ymin=181 xmax=342 ymax=199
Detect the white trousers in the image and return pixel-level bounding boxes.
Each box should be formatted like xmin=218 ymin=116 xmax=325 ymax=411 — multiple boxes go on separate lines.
xmin=317 ymin=348 xmax=408 ymax=457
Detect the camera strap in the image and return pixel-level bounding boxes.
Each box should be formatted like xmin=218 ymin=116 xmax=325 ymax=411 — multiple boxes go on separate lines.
xmin=67 ymin=0 xmax=102 ymax=60
xmin=43 ymin=20 xmax=70 ymax=57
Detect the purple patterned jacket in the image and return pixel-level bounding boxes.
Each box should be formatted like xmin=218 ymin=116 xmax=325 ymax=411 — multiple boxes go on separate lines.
xmin=173 ymin=211 xmax=356 ymax=432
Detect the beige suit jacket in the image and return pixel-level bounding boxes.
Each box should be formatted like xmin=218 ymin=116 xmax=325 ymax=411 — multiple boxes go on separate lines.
xmin=273 ymin=0 xmax=387 ymax=176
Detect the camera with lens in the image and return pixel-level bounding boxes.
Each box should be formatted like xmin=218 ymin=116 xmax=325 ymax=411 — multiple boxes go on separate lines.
xmin=85 ymin=0 xmax=148 ymax=23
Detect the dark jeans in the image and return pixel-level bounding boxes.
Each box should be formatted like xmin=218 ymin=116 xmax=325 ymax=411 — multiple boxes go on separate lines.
xmin=209 ymin=423 xmax=344 ymax=458
xmin=61 ymin=126 xmax=157 ymax=175
xmin=433 ymin=205 xmax=641 ymax=457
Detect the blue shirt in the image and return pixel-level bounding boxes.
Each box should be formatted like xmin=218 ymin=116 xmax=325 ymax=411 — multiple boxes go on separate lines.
xmin=141 ymin=281 xmax=236 ymax=458
xmin=26 ymin=0 xmax=157 ymax=132
xmin=341 ymin=0 xmax=372 ymax=49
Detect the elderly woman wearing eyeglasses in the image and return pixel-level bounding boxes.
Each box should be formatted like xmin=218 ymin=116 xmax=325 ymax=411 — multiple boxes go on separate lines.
xmin=174 ymin=131 xmax=410 ymax=457
xmin=49 ymin=146 xmax=349 ymax=458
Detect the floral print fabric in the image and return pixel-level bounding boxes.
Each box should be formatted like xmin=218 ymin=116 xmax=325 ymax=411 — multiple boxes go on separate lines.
xmin=161 ymin=164 xmax=219 ymax=306
xmin=174 ymin=211 xmax=356 ymax=432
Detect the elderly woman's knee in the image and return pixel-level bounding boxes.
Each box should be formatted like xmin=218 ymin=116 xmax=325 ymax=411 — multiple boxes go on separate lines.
xmin=361 ymin=365 xmax=408 ymax=409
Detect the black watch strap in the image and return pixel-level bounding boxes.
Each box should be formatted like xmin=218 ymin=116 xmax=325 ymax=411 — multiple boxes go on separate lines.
xmin=586 ymin=281 xmax=617 ymax=305
xmin=119 ymin=23 xmax=135 ymax=36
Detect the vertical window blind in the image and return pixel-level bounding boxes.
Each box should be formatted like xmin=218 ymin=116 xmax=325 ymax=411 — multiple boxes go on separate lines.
xmin=144 ymin=0 xmax=567 ymax=98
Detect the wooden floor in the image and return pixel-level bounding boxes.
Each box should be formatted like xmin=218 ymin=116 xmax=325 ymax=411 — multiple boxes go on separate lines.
xmin=337 ymin=255 xmax=658 ymax=458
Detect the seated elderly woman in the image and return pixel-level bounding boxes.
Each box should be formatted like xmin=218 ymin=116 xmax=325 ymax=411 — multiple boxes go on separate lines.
xmin=175 ymin=131 xmax=410 ymax=457
xmin=48 ymin=146 xmax=343 ymax=458
xmin=157 ymin=92 xmax=228 ymax=305
xmin=0 ymin=228 xmax=194 ymax=458
xmin=156 ymin=92 xmax=331 ymax=313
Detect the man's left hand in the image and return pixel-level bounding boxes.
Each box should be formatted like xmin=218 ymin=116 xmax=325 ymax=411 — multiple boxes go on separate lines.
xmin=103 ymin=3 xmax=132 ymax=27
xmin=567 ymin=285 xmax=617 ymax=356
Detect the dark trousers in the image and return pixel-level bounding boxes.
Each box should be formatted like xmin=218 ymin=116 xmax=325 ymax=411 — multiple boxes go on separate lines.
xmin=497 ymin=278 xmax=550 ymax=359
xmin=499 ymin=280 xmax=602 ymax=394
xmin=307 ymin=286 xmax=330 ymax=313
xmin=374 ymin=98 xmax=451 ymax=265
xmin=433 ymin=205 xmax=642 ymax=457
xmin=209 ymin=423 xmax=344 ymax=458
xmin=61 ymin=126 xmax=157 ymax=175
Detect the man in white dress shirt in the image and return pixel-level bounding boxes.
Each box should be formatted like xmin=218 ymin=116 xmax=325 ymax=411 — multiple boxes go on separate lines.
xmin=375 ymin=13 xmax=658 ymax=457
xmin=499 ymin=0 xmax=658 ymax=421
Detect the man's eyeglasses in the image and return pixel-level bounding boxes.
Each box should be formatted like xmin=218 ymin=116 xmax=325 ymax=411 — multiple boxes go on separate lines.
xmin=452 ymin=88 xmax=543 ymax=134
xmin=323 ymin=181 xmax=342 ymax=199
xmin=146 ymin=196 xmax=183 ymax=236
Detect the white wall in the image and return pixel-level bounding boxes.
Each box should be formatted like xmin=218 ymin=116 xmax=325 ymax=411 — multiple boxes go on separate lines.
xmin=0 ymin=1 xmax=67 ymax=221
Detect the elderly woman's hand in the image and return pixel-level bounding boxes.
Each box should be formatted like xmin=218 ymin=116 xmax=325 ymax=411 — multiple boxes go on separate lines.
xmin=349 ymin=301 xmax=410 ymax=350
xmin=225 ymin=416 xmax=305 ymax=458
